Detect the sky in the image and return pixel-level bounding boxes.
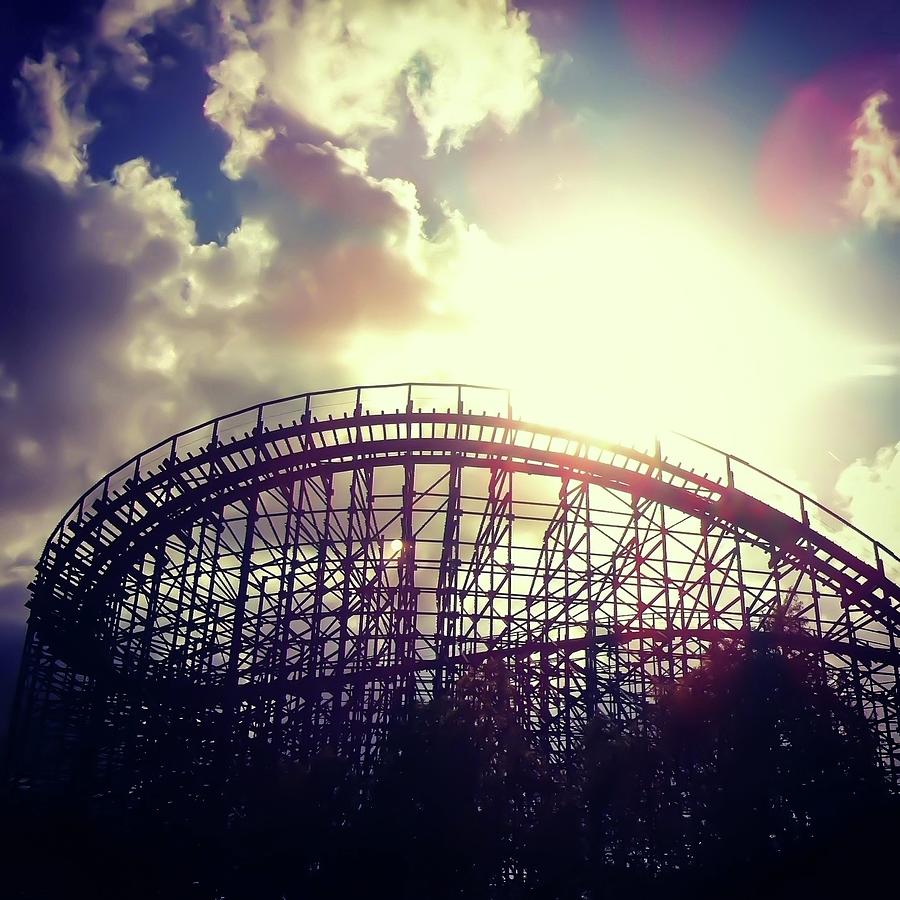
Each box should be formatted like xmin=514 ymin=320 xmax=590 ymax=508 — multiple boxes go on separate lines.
xmin=1 ymin=0 xmax=900 ymax=733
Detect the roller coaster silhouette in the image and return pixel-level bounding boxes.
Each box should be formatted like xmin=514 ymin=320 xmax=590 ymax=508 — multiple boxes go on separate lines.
xmin=7 ymin=383 xmax=900 ymax=810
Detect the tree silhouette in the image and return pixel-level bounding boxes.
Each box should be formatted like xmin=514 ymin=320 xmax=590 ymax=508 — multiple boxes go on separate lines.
xmin=3 ymin=637 xmax=897 ymax=899
xmin=581 ymin=633 xmax=897 ymax=899
xmin=340 ymin=658 xmax=563 ymax=899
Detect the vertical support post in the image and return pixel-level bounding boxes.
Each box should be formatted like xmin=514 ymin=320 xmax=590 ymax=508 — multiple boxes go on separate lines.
xmin=228 ymin=490 xmax=260 ymax=769
xmin=396 ymin=461 xmax=418 ymax=710
xmin=584 ymin=482 xmax=597 ymax=721
xmin=434 ymin=461 xmax=461 ymax=698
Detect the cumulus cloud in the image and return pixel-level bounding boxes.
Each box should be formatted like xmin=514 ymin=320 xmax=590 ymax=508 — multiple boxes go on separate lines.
xmin=835 ymin=442 xmax=900 ymax=555
xmin=207 ymin=0 xmax=545 ymax=176
xmin=97 ymin=0 xmax=195 ymax=88
xmin=205 ymin=46 xmax=275 ymax=179
xmin=0 ymin=0 xmax=547 ymax=626
xmin=0 ymin=158 xmax=268 ymax=584
xmin=845 ymin=90 xmax=900 ymax=227
xmin=0 ymin=140 xmax=469 ymax=601
xmin=98 ymin=0 xmax=190 ymax=39
xmin=17 ymin=52 xmax=97 ymax=185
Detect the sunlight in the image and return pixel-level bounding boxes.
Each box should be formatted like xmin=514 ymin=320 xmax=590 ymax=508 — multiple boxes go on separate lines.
xmin=435 ymin=184 xmax=859 ymax=455
xmin=340 ymin=182 xmax=866 ymax=462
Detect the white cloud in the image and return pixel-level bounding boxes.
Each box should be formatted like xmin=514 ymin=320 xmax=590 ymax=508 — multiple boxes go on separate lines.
xmin=97 ymin=0 xmax=194 ymax=88
xmin=205 ymin=47 xmax=276 ymax=179
xmin=0 ymin=145 xmax=475 ymax=597
xmin=845 ymin=90 xmax=900 ymax=227
xmin=83 ymin=157 xmax=198 ymax=258
xmin=17 ymin=52 xmax=96 ymax=186
xmin=206 ymin=0 xmax=545 ymax=175
xmin=98 ymin=0 xmax=189 ymax=39
xmin=0 ymin=0 xmax=543 ymax=615
xmin=835 ymin=441 xmax=900 ymax=555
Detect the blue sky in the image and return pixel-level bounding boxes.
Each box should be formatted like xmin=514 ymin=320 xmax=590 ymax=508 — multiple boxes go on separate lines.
xmin=1 ymin=0 xmax=900 ymax=735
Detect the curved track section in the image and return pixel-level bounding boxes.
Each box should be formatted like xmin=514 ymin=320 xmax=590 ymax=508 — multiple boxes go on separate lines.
xmin=9 ymin=384 xmax=900 ymax=800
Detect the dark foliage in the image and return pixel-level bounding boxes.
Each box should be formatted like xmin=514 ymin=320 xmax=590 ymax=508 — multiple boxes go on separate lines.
xmin=582 ymin=637 xmax=897 ymax=899
xmin=2 ymin=641 xmax=897 ymax=899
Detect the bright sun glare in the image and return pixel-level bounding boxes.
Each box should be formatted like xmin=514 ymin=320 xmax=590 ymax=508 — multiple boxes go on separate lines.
xmin=347 ymin=184 xmax=864 ymax=460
